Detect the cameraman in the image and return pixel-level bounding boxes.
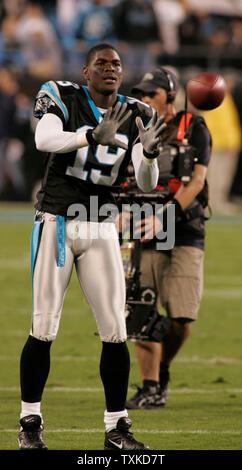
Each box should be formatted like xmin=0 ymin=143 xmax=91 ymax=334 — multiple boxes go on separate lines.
xmin=125 ymin=67 xmax=212 ymax=409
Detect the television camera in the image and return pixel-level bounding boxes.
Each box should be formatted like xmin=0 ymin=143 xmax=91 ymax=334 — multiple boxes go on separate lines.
xmin=121 ymin=240 xmax=171 ymax=342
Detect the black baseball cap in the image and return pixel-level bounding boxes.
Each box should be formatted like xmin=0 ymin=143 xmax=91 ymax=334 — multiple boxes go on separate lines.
xmin=131 ymin=67 xmax=179 ymax=95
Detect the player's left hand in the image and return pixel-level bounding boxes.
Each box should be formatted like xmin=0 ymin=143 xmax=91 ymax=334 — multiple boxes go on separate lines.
xmin=134 ymin=214 xmax=163 ymax=242
xmin=92 ymin=101 xmax=132 ymax=149
xmin=135 ymin=111 xmax=166 ymax=158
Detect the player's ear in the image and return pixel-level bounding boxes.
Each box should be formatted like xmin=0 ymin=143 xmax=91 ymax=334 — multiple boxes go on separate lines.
xmin=82 ymin=65 xmax=89 ymax=81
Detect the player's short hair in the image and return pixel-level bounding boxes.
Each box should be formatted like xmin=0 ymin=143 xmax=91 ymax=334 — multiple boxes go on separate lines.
xmin=86 ymin=43 xmax=120 ymax=65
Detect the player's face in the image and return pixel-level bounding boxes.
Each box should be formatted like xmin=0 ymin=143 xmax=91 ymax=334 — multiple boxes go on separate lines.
xmin=141 ymin=88 xmax=168 ymax=118
xmin=83 ymin=49 xmax=123 ymax=98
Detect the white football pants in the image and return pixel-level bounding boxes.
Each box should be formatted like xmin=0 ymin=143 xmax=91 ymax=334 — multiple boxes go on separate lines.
xmin=30 ymin=213 xmax=127 ymax=343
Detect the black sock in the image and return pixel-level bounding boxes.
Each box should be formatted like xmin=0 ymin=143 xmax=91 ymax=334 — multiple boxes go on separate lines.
xmin=159 ymin=362 xmax=170 ymax=388
xmin=100 ymin=342 xmax=130 ymax=412
xmin=20 ymin=335 xmax=52 ymax=402
xmin=143 ymin=379 xmax=158 ymax=389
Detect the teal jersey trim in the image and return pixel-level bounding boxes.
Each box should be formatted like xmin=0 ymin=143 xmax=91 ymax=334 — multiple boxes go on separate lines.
xmin=82 ymin=86 xmax=125 ymax=123
xmin=56 ymin=215 xmax=66 ymax=267
xmin=30 ymin=217 xmax=42 ymax=316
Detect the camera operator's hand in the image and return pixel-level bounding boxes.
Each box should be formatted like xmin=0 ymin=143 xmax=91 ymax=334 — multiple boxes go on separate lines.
xmin=86 ymin=101 xmax=132 ymax=150
xmin=115 ymin=211 xmax=131 ymax=236
xmin=134 ymin=214 xmax=163 ymax=242
xmin=135 ymin=111 xmax=166 ymax=159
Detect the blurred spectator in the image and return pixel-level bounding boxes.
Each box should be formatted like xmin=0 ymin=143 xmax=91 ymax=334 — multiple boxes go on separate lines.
xmin=56 ymin=0 xmax=103 ymax=36
xmin=14 ymin=2 xmax=62 ymax=78
xmin=0 ymin=67 xmax=26 ymax=199
xmin=36 ymin=0 xmax=57 ymax=16
xmin=201 ymin=77 xmax=241 ymax=213
xmin=178 ymin=10 xmax=210 ymax=47
xmin=72 ymin=0 xmax=116 ymax=45
xmin=206 ymin=19 xmax=231 ymax=49
xmin=2 ymin=0 xmax=27 ymax=17
xmin=231 ymin=18 xmax=242 ymax=49
xmin=16 ymin=76 xmax=45 ymax=201
xmin=185 ymin=0 xmax=242 ymax=17
xmin=0 ymin=14 xmax=24 ymax=66
xmin=177 ymin=10 xmax=237 ymax=68
xmin=56 ymin=0 xmax=83 ymax=37
xmin=0 ymin=1 xmax=6 ymax=23
xmin=0 ymin=0 xmax=241 ymax=203
xmin=206 ymin=18 xmax=233 ymax=68
xmin=113 ymin=0 xmax=162 ymax=80
xmin=153 ymin=0 xmax=186 ymax=54
xmin=62 ymin=0 xmax=117 ymax=72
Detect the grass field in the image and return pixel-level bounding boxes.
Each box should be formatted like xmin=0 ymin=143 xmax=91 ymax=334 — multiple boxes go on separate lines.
xmin=0 ymin=203 xmax=242 ymax=452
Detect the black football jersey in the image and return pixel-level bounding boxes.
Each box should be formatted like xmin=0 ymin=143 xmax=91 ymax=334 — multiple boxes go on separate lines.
xmin=33 ymin=80 xmax=152 ymax=217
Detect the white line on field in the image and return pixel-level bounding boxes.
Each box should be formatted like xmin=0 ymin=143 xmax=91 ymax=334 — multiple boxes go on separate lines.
xmin=1 ymin=429 xmax=242 ymax=435
xmin=205 ymin=275 xmax=242 ymax=284
xmin=0 ymin=387 xmax=242 ymax=393
xmin=203 ymin=288 xmax=242 ymax=298
xmin=0 ymin=355 xmax=241 ymax=364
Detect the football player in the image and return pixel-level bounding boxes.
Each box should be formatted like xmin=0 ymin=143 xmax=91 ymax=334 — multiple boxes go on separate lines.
xmin=18 ymin=43 xmax=166 ymax=450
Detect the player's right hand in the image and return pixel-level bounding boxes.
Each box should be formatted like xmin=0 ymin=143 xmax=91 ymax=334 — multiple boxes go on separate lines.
xmin=91 ymin=101 xmax=132 ymax=150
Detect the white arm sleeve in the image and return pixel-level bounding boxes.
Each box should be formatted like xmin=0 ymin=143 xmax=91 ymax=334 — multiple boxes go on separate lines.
xmin=131 ymin=142 xmax=159 ymax=192
xmin=35 ymin=113 xmax=88 ymax=153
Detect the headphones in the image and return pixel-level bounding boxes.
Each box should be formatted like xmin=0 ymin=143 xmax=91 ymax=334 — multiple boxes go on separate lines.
xmin=164 ymin=70 xmax=176 ymax=104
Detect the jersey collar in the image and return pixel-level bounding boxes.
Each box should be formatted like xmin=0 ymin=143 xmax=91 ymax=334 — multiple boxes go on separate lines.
xmin=82 ymin=86 xmax=125 ymax=123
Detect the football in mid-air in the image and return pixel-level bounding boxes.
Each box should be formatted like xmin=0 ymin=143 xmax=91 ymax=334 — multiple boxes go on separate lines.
xmin=186 ymin=72 xmax=226 ymax=110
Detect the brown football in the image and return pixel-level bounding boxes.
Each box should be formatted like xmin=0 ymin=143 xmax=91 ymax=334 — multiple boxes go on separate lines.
xmin=186 ymin=72 xmax=226 ymax=110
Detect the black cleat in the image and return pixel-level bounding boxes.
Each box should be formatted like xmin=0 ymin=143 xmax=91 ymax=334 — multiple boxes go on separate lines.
xmin=126 ymin=384 xmax=165 ymax=409
xmin=18 ymin=414 xmax=48 ymax=450
xmin=104 ymin=417 xmax=149 ymax=450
